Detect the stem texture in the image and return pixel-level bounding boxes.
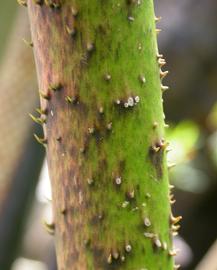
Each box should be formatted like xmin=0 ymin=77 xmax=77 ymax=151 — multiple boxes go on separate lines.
xmin=27 ymin=0 xmax=175 ymax=269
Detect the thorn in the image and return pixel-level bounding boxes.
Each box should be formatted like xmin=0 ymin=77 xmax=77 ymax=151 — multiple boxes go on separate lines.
xmin=131 ymin=206 xmax=139 ymax=212
xmin=156 ymin=28 xmax=162 ymax=35
xmin=22 ymin=38 xmax=33 ymax=47
xmin=112 ymin=249 xmax=119 ymax=260
xmin=171 ymin=214 xmax=182 ymax=224
xmin=160 ymin=70 xmax=169 ymax=79
xmin=155 ymin=16 xmax=162 ymax=22
xmin=153 ymin=237 xmax=162 ymax=248
xmin=33 ymin=0 xmax=43 ymax=5
xmin=71 ymin=6 xmax=78 ymax=17
xmin=126 ymin=189 xmax=135 ymax=200
xmin=163 ymin=242 xmax=168 ymax=251
xmin=120 ymin=255 xmax=125 ymax=262
xmin=104 ymin=74 xmax=111 ymax=81
xmin=164 ymin=123 xmax=170 ymax=128
xmin=79 ymin=147 xmax=86 ymax=154
xmin=121 ymin=201 xmax=129 ymax=208
xmin=49 ymin=83 xmax=62 ymax=91
xmin=98 ymin=212 xmax=104 ymax=220
xmin=153 ymin=121 xmax=158 ymax=129
xmin=66 ymin=25 xmax=76 ymax=37
xmin=65 ymin=95 xmax=79 ymax=104
xmin=34 ymin=133 xmax=47 ymax=145
xmin=157 ymin=53 xmax=163 ymax=59
xmin=151 ymin=145 xmax=161 ymax=153
xmin=60 ymin=208 xmax=66 ymax=215
xmin=98 ymin=106 xmax=104 ymax=114
xmin=107 ymin=253 xmax=112 ymax=264
xmin=169 ymin=184 xmax=175 ymax=189
xmin=39 ymin=90 xmax=51 ymax=100
xmin=138 ymin=42 xmax=142 ymax=50
xmin=36 ymin=108 xmax=48 ymax=115
xmin=139 ymin=75 xmax=146 ymax=84
xmin=168 ymin=163 xmax=176 ymax=169
xmin=157 ymin=139 xmax=168 ymax=150
xmin=161 ymin=85 xmax=169 ymax=92
xmin=128 ymin=16 xmax=135 ymax=22
xmin=87 ymin=178 xmax=94 ymax=185
xmin=17 ymin=0 xmax=27 ymax=6
xmin=88 ymin=127 xmax=95 ymax=134
xmin=169 ymin=193 xmax=175 ymax=200
xmin=158 ymin=58 xmax=166 ymax=67
xmin=84 ymin=238 xmax=90 ymax=246
xmin=29 ymin=113 xmax=46 ymax=125
xmin=146 ymin=192 xmax=151 ymax=199
xmin=52 ymin=3 xmax=61 ymax=9
xmin=170 ymin=199 xmax=176 ymax=205
xmin=171 ymin=224 xmax=181 ymax=232
xmin=107 ymin=122 xmax=112 ymax=131
xmin=65 ymin=96 xmax=73 ymax=103
xmin=86 ymin=42 xmax=95 ymax=53
xmin=169 ymin=249 xmax=178 ymax=256
xmin=45 ymin=0 xmax=61 ymax=9
xmin=56 ymin=136 xmax=62 ymax=142
xmin=43 ymin=220 xmax=55 ymax=235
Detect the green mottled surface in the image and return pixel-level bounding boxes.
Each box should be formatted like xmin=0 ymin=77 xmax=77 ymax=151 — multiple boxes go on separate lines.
xmin=28 ymin=0 xmax=174 ymax=269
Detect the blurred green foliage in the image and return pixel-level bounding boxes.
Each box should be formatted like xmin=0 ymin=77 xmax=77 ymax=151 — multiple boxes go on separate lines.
xmin=167 ymin=121 xmax=200 ymax=164
xmin=166 ymin=121 xmax=212 ymax=194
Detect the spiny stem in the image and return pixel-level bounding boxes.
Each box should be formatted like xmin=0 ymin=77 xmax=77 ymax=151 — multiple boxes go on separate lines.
xmin=27 ymin=1 xmax=177 ymax=269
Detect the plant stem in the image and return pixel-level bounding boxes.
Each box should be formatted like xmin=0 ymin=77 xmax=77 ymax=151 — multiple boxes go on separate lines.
xmin=27 ymin=0 xmax=175 ymax=269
